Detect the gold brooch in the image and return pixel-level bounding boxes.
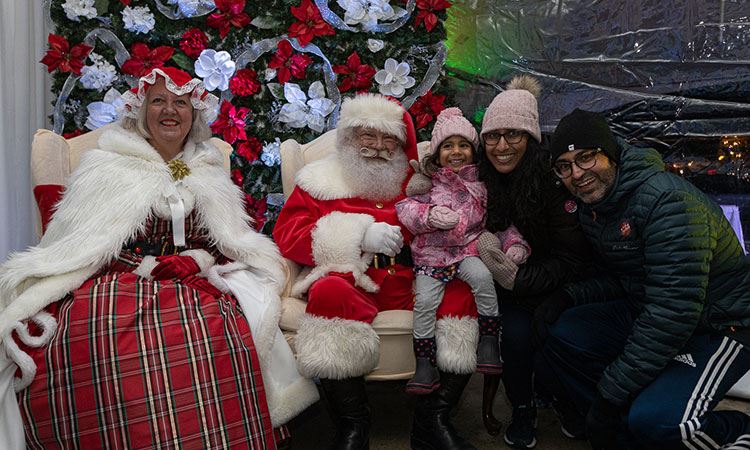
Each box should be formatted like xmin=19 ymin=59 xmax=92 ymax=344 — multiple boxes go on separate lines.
xmin=168 ymin=159 xmax=190 ymax=181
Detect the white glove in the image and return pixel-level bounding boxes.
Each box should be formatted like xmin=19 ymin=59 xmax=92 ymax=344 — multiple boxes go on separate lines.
xmin=361 ymin=222 xmax=404 ymax=256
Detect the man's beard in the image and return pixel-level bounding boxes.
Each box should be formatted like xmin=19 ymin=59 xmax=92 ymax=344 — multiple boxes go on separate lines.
xmin=338 ymin=142 xmax=409 ymax=201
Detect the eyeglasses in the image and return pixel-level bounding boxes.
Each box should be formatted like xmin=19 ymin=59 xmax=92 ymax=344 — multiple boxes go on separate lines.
xmin=483 ymin=130 xmax=525 ymax=146
xmin=553 ymin=148 xmax=603 ymax=178
xmin=356 ymin=129 xmax=400 ymax=149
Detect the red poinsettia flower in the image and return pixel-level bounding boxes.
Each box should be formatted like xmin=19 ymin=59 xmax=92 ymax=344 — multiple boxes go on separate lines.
xmin=268 ymin=40 xmax=312 ymax=84
xmin=235 ymin=137 xmax=263 ymax=161
xmin=179 ymin=28 xmax=209 ymax=59
xmin=408 ymin=90 xmax=446 ymax=129
xmin=230 ymin=69 xmax=262 ymax=96
xmin=414 ymin=0 xmax=452 ymax=32
xmin=40 ymin=34 xmax=92 ymax=75
xmin=231 ymin=168 xmax=244 ymax=187
xmin=210 ymin=101 xmax=250 ymax=144
xmin=207 ymin=0 xmax=252 ymax=39
xmin=287 ymin=0 xmax=335 ymax=47
xmin=333 ymin=52 xmax=376 ymax=93
xmin=63 ymin=129 xmax=85 ymax=139
xmin=244 ymin=194 xmax=268 ymax=231
xmin=121 ymin=42 xmax=175 ymax=77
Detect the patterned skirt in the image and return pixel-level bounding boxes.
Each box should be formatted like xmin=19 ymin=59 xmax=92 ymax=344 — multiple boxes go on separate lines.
xmin=18 ymin=271 xmax=277 ymax=449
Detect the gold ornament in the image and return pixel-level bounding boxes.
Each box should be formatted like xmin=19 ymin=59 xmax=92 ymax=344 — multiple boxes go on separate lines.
xmin=168 ymin=159 xmax=191 ymax=180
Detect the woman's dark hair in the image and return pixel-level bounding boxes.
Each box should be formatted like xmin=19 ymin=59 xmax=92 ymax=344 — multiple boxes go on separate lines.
xmin=478 ymin=137 xmax=553 ymax=241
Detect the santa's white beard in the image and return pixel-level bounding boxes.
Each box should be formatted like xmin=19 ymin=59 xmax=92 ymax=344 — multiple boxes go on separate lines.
xmin=338 ymin=142 xmax=408 ymax=201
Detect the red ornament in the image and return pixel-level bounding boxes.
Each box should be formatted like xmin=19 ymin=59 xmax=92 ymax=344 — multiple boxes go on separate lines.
xmin=63 ymin=129 xmax=85 ymax=139
xmin=230 ymin=69 xmax=262 ymax=96
xmin=118 ymin=0 xmax=131 ymax=5
xmin=121 ymin=42 xmax=175 ymax=77
xmin=179 ymin=28 xmax=209 ymax=59
xmin=268 ymin=40 xmax=312 ymax=84
xmin=287 ymin=0 xmax=335 ymax=47
xmin=40 ymin=34 xmax=92 ymax=75
xmin=231 ymin=168 xmax=244 ymax=187
xmin=236 ymin=137 xmax=263 ymax=162
xmin=207 ymin=0 xmax=251 ymax=39
xmin=333 ymin=52 xmax=376 ymax=93
xmin=210 ymin=101 xmax=251 ymax=144
xmin=415 ymin=0 xmax=452 ymax=32
xmin=408 ymin=90 xmax=446 ymax=129
xmin=244 ymin=194 xmax=268 ymax=231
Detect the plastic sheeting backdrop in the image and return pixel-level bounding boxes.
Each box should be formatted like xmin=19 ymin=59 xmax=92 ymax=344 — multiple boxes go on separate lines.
xmin=445 ymin=0 xmax=750 ymax=247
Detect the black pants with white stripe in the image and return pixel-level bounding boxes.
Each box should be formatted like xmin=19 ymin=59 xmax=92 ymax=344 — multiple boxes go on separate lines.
xmin=537 ymin=300 xmax=750 ymax=449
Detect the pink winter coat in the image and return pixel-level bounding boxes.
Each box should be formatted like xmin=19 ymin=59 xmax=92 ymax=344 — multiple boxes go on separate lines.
xmin=396 ymin=165 xmax=486 ymax=267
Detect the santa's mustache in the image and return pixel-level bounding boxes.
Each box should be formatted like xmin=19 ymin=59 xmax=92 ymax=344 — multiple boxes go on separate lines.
xmin=359 ymin=147 xmax=395 ymax=161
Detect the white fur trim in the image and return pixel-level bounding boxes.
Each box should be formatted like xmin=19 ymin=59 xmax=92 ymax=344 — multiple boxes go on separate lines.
xmin=266 ymin=374 xmax=319 ymax=426
xmin=205 ymin=261 xmax=249 ymax=293
xmin=435 ymin=316 xmax=478 ymax=374
xmin=179 ymin=249 xmax=216 ymax=274
xmin=12 ymin=311 xmax=56 ymax=348
xmin=133 ymin=255 xmax=158 ymax=280
xmin=294 ymin=314 xmax=380 ymax=379
xmin=291 ymin=212 xmax=377 ymax=296
xmin=337 ymin=94 xmax=406 ymax=141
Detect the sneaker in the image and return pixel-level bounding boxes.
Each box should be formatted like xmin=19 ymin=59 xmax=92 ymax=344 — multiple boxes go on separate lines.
xmin=553 ymin=401 xmax=586 ymax=440
xmin=504 ymin=405 xmax=537 ymax=448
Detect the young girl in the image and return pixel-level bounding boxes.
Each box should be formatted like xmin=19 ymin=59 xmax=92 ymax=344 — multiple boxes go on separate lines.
xmin=396 ymin=107 xmax=530 ymax=394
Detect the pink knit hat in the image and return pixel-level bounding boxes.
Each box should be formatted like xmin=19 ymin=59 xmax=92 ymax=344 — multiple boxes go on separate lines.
xmin=481 ymin=75 xmax=542 ymax=143
xmin=430 ymin=107 xmax=479 ymax=154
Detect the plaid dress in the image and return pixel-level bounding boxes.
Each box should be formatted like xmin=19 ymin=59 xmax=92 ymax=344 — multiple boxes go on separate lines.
xmin=18 ymin=213 xmax=279 ymax=449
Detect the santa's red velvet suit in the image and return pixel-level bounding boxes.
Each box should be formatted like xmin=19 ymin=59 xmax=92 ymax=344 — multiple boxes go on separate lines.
xmin=273 ymin=95 xmax=478 ymax=381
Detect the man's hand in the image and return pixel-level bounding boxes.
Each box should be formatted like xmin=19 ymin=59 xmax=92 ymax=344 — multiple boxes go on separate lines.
xmin=405 ymin=160 xmax=433 ymax=197
xmin=586 ymin=392 xmax=623 ymax=450
xmin=477 ymin=231 xmax=519 ymax=290
xmin=151 ymin=254 xmax=202 ymax=280
xmin=428 ymin=206 xmax=460 ymax=230
xmin=361 ymin=222 xmax=404 ymax=256
xmin=532 ymin=290 xmax=573 ymax=346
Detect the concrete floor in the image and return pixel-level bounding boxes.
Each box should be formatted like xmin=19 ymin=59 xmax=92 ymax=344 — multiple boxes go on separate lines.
xmin=287 ymin=375 xmax=750 ymax=449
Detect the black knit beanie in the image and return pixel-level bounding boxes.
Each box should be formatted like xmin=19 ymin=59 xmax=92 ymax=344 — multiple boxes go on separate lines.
xmin=550 ymin=109 xmax=620 ymax=163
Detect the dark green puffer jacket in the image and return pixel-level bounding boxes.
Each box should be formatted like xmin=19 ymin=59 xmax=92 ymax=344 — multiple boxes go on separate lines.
xmin=565 ymin=143 xmax=750 ymax=407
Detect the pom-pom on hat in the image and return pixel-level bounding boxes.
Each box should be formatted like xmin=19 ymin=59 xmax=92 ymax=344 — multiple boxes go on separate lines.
xmin=481 ymin=75 xmax=542 ymax=143
xmin=430 ymin=107 xmax=479 ymax=154
xmin=549 ymin=108 xmax=620 ymax=163
xmin=121 ymin=66 xmax=219 ymax=124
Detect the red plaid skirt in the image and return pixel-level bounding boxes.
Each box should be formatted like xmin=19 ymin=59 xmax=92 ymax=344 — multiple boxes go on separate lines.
xmin=18 ymin=272 xmax=277 ymax=449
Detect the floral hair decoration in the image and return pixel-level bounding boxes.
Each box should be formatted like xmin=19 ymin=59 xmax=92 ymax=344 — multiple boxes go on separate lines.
xmin=121 ymin=66 xmax=219 ymax=124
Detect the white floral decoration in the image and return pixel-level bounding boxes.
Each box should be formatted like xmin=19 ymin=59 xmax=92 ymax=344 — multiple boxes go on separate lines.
xmin=122 ymin=6 xmax=156 ymax=34
xmin=194 ymin=49 xmax=236 ymax=92
xmin=278 ymin=81 xmax=335 ymax=133
xmin=62 ymin=0 xmax=97 ymax=22
xmin=85 ymin=88 xmax=124 ymax=130
xmin=260 ymin=137 xmax=282 ymax=167
xmin=264 ymin=68 xmax=277 ymax=82
xmin=367 ymin=39 xmax=385 ymax=53
xmin=336 ymin=0 xmax=406 ymax=31
xmin=80 ymin=53 xmax=117 ymax=92
xmin=166 ymin=0 xmax=216 ymax=17
xmin=374 ymin=58 xmax=415 ymax=98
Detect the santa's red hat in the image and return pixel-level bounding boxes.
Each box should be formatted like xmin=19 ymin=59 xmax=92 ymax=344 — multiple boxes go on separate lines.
xmin=336 ymin=93 xmax=419 ymax=163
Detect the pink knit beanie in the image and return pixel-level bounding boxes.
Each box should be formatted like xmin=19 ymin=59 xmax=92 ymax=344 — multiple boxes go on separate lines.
xmin=481 ymin=75 xmax=542 ymax=143
xmin=430 ymin=107 xmax=479 ymax=154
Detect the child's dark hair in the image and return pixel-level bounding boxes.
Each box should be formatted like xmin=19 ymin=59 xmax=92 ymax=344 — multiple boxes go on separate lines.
xmin=426 ymin=135 xmax=478 ymax=169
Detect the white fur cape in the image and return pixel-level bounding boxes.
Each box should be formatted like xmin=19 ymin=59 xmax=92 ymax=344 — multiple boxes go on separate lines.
xmin=0 ymin=126 xmax=317 ymax=435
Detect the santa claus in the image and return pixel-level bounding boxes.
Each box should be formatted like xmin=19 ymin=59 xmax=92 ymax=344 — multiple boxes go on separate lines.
xmin=273 ymin=93 xmax=479 ymax=449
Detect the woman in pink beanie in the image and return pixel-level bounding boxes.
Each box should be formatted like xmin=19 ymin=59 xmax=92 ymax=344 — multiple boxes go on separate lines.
xmin=476 ymin=75 xmax=593 ymax=448
xmin=396 ymin=107 xmax=531 ymax=396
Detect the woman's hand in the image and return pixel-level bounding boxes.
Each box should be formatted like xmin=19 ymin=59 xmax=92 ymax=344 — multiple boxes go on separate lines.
xmin=477 ymin=231 xmax=519 ymax=290
xmin=151 ymin=254 xmax=202 ymax=280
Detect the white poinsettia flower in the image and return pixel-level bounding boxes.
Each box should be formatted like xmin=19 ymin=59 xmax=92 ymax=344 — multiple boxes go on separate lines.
xmin=367 ymin=39 xmax=385 ymax=53
xmin=122 ymin=6 xmax=155 ymax=34
xmin=80 ymin=53 xmax=117 ymax=92
xmin=85 ymin=88 xmax=124 ymax=130
xmin=166 ymin=0 xmax=216 ymax=17
xmin=62 ymin=0 xmax=97 ymax=22
xmin=194 ymin=49 xmax=236 ymax=92
xmin=374 ymin=58 xmax=415 ymax=98
xmin=260 ymin=137 xmax=282 ymax=167
xmin=278 ymin=82 xmax=335 ymax=133
xmin=336 ymin=0 xmax=406 ymax=31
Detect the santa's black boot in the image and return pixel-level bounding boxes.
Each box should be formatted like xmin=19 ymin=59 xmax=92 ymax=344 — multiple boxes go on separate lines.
xmin=406 ymin=337 xmax=440 ymax=395
xmin=476 ymin=315 xmax=502 ymax=375
xmin=319 ymin=377 xmax=370 ymax=450
xmin=410 ymin=371 xmax=477 ymax=450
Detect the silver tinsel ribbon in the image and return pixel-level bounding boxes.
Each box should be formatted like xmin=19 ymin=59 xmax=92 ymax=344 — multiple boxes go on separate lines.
xmin=402 ymin=42 xmax=447 ymax=110
xmin=287 ymin=38 xmax=341 ymax=130
xmin=315 ymin=0 xmax=416 ymax=34
xmin=53 ymin=28 xmax=132 ymax=134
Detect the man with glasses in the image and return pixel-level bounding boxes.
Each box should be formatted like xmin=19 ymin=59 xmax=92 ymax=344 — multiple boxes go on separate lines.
xmin=537 ymin=108 xmax=750 ymax=449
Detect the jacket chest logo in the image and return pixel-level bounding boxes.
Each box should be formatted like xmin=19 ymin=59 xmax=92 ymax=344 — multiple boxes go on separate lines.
xmin=564 ymin=199 xmax=577 ymax=214
xmin=619 ymin=219 xmax=632 ymax=238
